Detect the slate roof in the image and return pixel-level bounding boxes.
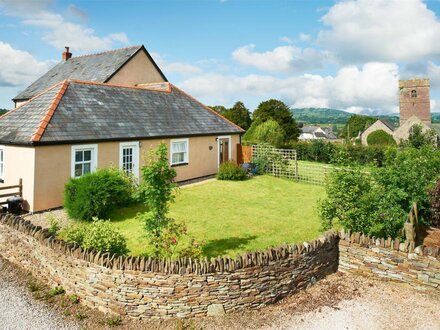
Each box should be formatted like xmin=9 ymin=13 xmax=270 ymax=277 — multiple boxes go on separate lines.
xmin=0 ymin=81 xmax=244 ymax=145
xmin=13 ymin=46 xmax=166 ymax=101
xmin=378 ymin=119 xmax=396 ymax=131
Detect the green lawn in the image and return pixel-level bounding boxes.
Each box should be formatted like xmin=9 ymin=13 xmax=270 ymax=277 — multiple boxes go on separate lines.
xmin=108 ymin=175 xmax=325 ymax=257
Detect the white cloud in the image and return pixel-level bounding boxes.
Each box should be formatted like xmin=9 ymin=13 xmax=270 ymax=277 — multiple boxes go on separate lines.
xmin=152 ymin=53 xmax=202 ymax=76
xmin=1 ymin=1 xmax=129 ymax=54
xmin=0 ymin=42 xmax=52 ymax=87
xmin=318 ymin=0 xmax=440 ymax=62
xmin=280 ymin=36 xmax=293 ymax=44
xmin=179 ymin=62 xmax=399 ymax=113
xmin=232 ymin=44 xmax=327 ymax=73
xmin=66 ymin=4 xmax=88 ymax=23
xmin=298 ymin=33 xmax=311 ymax=42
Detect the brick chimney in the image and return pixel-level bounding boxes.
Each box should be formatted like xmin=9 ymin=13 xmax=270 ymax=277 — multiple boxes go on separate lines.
xmin=62 ymin=46 xmax=72 ymax=61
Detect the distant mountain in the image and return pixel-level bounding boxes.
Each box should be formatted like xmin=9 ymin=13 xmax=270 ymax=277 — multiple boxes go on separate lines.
xmin=291 ymin=108 xmax=440 ymax=126
xmin=290 ymin=108 xmax=351 ymax=124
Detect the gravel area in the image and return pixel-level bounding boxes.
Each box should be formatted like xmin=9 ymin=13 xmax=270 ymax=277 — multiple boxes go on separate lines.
xmin=0 ymin=254 xmax=439 ymax=330
xmin=0 ymin=258 xmax=80 ymax=330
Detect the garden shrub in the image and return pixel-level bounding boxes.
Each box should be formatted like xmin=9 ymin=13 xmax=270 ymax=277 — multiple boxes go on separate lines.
xmin=285 ymin=141 xmax=388 ymax=167
xmin=367 ymin=130 xmax=396 ymax=146
xmin=217 ymin=161 xmax=248 ymax=180
xmin=64 ymin=168 xmax=134 ymax=221
xmin=430 ymin=179 xmax=440 ymax=227
xmin=63 ymin=219 xmax=128 ymax=255
xmin=320 ymin=145 xmax=440 ymax=238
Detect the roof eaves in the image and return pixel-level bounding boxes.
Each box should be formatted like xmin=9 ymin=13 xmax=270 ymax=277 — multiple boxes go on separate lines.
xmin=1 ymin=80 xmax=67 ymax=121
xmin=170 ymin=84 xmax=245 ymax=133
xmin=31 ymin=80 xmax=69 ymax=142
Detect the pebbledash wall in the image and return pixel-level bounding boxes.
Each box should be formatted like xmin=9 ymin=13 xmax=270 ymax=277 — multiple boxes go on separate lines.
xmin=0 ymin=214 xmax=339 ymax=318
xmin=0 ymin=214 xmax=438 ymax=319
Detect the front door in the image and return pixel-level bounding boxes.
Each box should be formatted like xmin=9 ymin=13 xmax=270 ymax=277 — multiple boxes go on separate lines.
xmin=218 ymin=137 xmax=230 ymax=165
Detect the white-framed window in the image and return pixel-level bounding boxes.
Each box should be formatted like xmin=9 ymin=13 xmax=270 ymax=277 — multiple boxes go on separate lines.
xmin=0 ymin=145 xmax=4 ymax=181
xmin=71 ymin=144 xmax=98 ymax=178
xmin=119 ymin=141 xmax=139 ymax=179
xmin=170 ymin=138 xmax=189 ymax=165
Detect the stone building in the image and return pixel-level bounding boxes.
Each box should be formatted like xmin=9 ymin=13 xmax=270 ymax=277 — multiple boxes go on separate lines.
xmin=361 ymin=78 xmax=437 ymax=145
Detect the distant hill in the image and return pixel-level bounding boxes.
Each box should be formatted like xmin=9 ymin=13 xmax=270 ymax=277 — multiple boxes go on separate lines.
xmin=290 ymin=108 xmax=351 ymax=124
xmin=291 ymin=108 xmax=440 ymax=126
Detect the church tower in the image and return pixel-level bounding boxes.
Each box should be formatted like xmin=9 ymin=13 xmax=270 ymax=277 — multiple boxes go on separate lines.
xmin=399 ymin=78 xmax=431 ymax=126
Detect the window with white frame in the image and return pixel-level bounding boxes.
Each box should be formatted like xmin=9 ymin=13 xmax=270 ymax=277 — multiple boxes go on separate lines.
xmin=0 ymin=146 xmax=4 ymax=181
xmin=170 ymin=139 xmax=189 ymax=165
xmin=71 ymin=144 xmax=97 ymax=178
xmin=119 ymin=142 xmax=139 ymax=179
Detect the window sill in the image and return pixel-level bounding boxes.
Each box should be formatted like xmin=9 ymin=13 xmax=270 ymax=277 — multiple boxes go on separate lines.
xmin=171 ymin=162 xmax=189 ymax=167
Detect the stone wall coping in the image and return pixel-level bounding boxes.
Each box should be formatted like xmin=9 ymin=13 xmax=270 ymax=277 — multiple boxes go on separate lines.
xmin=0 ymin=213 xmax=339 ymax=275
xmin=339 ymin=228 xmax=440 ymax=259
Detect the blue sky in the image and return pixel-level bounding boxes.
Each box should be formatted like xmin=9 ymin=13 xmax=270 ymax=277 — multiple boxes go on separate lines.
xmin=1 ymin=0 xmax=440 ymax=114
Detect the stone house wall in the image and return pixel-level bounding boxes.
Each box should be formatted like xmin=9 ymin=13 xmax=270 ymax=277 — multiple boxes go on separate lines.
xmin=0 ymin=214 xmax=339 ymax=319
xmin=360 ymin=120 xmax=394 ymax=145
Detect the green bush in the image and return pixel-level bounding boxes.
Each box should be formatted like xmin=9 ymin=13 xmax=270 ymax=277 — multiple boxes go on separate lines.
xmin=243 ymin=119 xmax=286 ymax=147
xmin=320 ymin=145 xmax=440 ymax=238
xmin=285 ymin=141 xmax=388 ymax=167
xmin=63 ymin=219 xmax=128 ymax=255
xmin=367 ymin=130 xmax=396 ymax=146
xmin=64 ymin=168 xmax=134 ymax=221
xmin=217 ymin=161 xmax=248 ymax=180
xmin=430 ymin=179 xmax=440 ymax=227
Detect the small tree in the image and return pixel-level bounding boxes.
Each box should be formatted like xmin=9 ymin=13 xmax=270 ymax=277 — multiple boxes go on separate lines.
xmin=401 ymin=124 xmax=437 ymax=149
xmin=253 ymin=99 xmax=300 ymax=141
xmin=136 ymin=143 xmax=177 ymax=254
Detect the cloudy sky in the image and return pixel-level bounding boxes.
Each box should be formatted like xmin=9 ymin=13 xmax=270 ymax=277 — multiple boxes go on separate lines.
xmin=1 ymin=0 xmax=440 ymax=114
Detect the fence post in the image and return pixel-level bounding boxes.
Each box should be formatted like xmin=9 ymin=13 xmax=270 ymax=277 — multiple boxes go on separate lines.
xmin=19 ymin=178 xmax=22 ymax=197
xmin=295 ymin=151 xmax=299 ymax=181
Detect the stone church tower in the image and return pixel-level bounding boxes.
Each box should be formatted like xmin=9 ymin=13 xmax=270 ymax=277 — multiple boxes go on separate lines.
xmin=399 ymin=78 xmax=431 ymax=125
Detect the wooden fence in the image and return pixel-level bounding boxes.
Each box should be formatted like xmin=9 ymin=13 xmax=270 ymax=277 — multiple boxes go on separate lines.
xmin=237 ymin=144 xmax=252 ymax=164
xmin=0 ymin=179 xmax=22 ymax=206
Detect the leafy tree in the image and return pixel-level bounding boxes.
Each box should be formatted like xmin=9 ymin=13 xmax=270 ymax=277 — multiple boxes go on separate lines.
xmin=401 ymin=124 xmax=438 ymax=149
xmin=210 ymin=105 xmax=227 ymax=115
xmin=253 ymin=120 xmax=286 ymax=147
xmin=253 ymin=99 xmax=300 ymax=141
xmin=136 ymin=143 xmax=177 ymax=255
xmin=0 ymin=109 xmax=7 ymax=116
xmin=242 ymin=119 xmax=286 ymax=147
xmin=340 ymin=114 xmax=377 ymax=139
xmin=367 ymin=130 xmax=396 ymax=146
xmin=223 ymin=101 xmax=252 ymax=130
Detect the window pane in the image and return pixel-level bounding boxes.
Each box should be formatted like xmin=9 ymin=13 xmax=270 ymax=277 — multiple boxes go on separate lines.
xmin=0 ymin=150 xmax=3 ymax=162
xmin=74 ymin=164 xmax=83 ymax=177
xmin=172 ymin=152 xmax=185 ymax=164
xmin=173 ymin=142 xmax=187 ymax=153
xmin=83 ymin=163 xmax=91 ymax=174
xmin=83 ymin=150 xmax=92 ymax=161
xmin=75 ymin=151 xmax=83 ymax=162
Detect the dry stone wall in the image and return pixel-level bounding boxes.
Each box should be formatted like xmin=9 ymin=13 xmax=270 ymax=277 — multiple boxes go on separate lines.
xmin=0 ymin=213 xmax=339 ymax=319
xmin=339 ymin=229 xmax=440 ymax=291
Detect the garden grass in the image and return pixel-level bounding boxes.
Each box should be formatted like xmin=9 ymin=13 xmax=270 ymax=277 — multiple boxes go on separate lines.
xmin=108 ymin=175 xmax=325 ymax=257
